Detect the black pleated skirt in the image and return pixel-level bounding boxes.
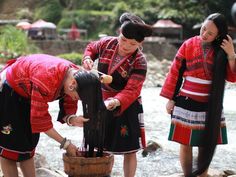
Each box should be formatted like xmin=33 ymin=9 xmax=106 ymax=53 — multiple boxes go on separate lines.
xmin=104 ymin=98 xmax=144 ymax=154
xmin=0 ymin=82 xmax=40 ymax=161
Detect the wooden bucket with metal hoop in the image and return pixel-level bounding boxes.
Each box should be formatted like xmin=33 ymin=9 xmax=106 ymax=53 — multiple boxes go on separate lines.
xmin=63 ymin=151 xmax=114 ymax=177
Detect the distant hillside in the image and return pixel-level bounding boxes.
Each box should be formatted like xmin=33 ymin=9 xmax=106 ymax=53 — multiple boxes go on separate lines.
xmin=0 ymin=0 xmax=41 ymax=19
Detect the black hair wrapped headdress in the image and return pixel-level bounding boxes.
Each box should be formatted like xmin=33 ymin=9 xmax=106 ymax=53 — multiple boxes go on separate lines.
xmin=120 ymin=12 xmax=153 ymax=42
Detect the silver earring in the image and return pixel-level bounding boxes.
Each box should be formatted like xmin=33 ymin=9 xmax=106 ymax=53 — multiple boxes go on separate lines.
xmin=69 ymin=86 xmax=74 ymax=91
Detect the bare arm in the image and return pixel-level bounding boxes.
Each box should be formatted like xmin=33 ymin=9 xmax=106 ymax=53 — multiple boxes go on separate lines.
xmin=63 ymin=115 xmax=89 ymax=127
xmin=221 ymin=35 xmax=236 ymax=72
xmin=166 ymin=100 xmax=175 ymax=114
xmin=44 ymin=127 xmax=78 ymax=156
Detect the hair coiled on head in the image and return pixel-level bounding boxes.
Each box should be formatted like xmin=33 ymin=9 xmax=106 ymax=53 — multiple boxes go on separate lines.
xmin=191 ymin=13 xmax=228 ymax=177
xmin=119 ymin=12 xmax=153 ymax=42
xmin=74 ymin=71 xmax=108 ymax=157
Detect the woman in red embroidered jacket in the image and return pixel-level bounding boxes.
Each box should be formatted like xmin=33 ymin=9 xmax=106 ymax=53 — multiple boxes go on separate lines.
xmin=82 ymin=12 xmax=152 ymax=177
xmin=160 ymin=13 xmax=236 ymax=177
xmin=0 ymin=54 xmax=102 ymax=177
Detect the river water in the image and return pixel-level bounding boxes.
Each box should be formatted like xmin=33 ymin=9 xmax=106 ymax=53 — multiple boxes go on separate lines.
xmin=37 ymin=87 xmax=236 ymax=177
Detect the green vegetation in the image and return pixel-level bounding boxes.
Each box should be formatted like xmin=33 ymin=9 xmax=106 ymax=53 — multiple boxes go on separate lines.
xmin=34 ymin=0 xmax=63 ymax=24
xmin=58 ymin=10 xmax=113 ymax=38
xmin=57 ymin=52 xmax=83 ymax=65
xmin=25 ymin=0 xmax=234 ymax=39
xmin=148 ymin=0 xmax=234 ymax=33
xmin=0 ymin=26 xmax=40 ymax=63
xmin=1 ymin=0 xmax=234 ymax=39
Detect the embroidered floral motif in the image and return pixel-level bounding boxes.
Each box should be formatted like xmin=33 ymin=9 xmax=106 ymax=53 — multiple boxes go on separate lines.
xmin=120 ymin=125 xmax=128 ymax=137
xmin=1 ymin=124 xmax=13 ymax=135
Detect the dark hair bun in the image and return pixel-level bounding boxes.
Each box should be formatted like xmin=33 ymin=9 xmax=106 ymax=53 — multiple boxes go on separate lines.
xmin=120 ymin=12 xmax=153 ymax=42
xmin=120 ymin=12 xmax=144 ymax=24
xmin=122 ymin=22 xmax=152 ymax=42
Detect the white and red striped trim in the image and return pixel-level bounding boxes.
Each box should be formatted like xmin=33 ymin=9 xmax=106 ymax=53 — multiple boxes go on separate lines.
xmin=180 ymin=76 xmax=212 ymax=102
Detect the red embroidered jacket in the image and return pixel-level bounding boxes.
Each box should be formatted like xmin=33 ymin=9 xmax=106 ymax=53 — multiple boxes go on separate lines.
xmin=83 ymin=36 xmax=147 ymax=114
xmin=160 ymin=36 xmax=236 ymax=102
xmin=6 ymin=54 xmax=79 ymax=133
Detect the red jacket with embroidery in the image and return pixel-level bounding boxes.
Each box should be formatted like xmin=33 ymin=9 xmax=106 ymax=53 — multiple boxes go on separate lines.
xmin=160 ymin=36 xmax=236 ymax=102
xmin=6 ymin=54 xmax=79 ymax=133
xmin=83 ymin=36 xmax=147 ymax=115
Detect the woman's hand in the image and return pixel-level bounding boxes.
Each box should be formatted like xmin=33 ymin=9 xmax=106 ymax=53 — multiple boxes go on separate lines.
xmin=44 ymin=128 xmax=77 ymax=156
xmin=221 ymin=35 xmax=235 ymax=57
xmin=104 ymin=98 xmax=120 ymax=111
xmin=221 ymin=35 xmax=236 ymax=72
xmin=68 ymin=115 xmax=89 ymax=127
xmin=82 ymin=56 xmax=94 ymax=70
xmin=166 ymin=100 xmax=175 ymax=114
xmin=66 ymin=143 xmax=78 ymax=157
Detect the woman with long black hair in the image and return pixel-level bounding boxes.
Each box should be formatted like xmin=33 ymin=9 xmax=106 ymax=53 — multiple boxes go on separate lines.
xmin=160 ymin=13 xmax=236 ymax=177
xmin=0 ymin=54 xmax=103 ymax=177
xmin=82 ymin=12 xmax=153 ymax=177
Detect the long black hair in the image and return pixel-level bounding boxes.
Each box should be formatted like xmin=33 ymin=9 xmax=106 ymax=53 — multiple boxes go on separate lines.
xmin=74 ymin=71 xmax=108 ymax=157
xmin=191 ymin=13 xmax=228 ymax=177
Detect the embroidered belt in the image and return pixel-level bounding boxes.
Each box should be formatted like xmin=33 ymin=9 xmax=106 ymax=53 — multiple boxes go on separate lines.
xmin=179 ymin=76 xmax=212 ymax=102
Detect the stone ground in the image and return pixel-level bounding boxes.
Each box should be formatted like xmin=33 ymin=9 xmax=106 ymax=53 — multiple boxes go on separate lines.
xmin=1 ymin=154 xmax=236 ymax=177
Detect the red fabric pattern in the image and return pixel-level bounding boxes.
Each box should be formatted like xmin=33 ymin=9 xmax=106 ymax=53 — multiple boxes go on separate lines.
xmin=84 ymin=37 xmax=147 ymax=115
xmin=1 ymin=149 xmax=19 ymax=161
xmin=0 ymin=147 xmax=35 ymax=161
xmin=181 ymin=79 xmax=211 ymax=94
xmin=140 ymin=128 xmax=146 ymax=148
xmin=160 ymin=36 xmax=236 ymax=102
xmin=6 ymin=54 xmax=79 ymax=133
xmin=0 ymin=59 xmax=17 ymax=73
xmin=114 ymin=75 xmax=145 ymax=114
xmin=172 ymin=124 xmax=191 ymax=145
